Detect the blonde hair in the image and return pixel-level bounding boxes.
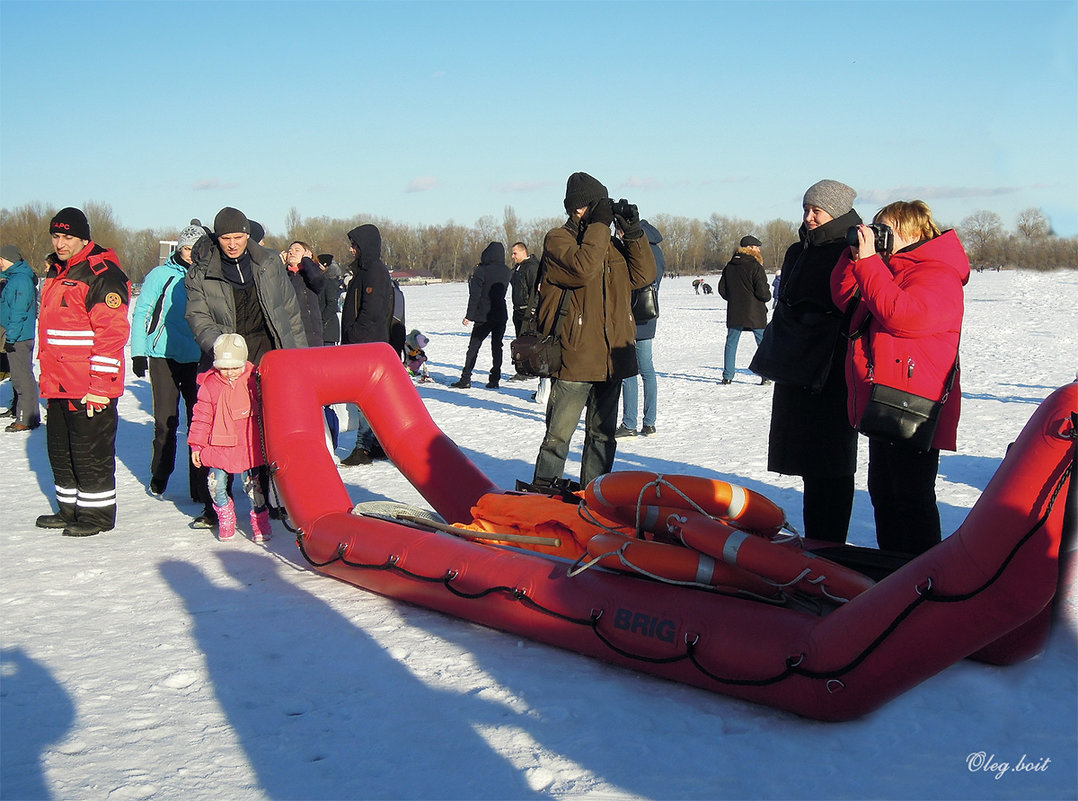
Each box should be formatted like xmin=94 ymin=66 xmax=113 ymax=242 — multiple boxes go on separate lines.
xmin=874 ymin=200 xmax=942 ymax=243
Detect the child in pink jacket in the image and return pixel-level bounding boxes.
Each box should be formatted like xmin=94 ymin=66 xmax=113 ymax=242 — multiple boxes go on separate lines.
xmin=188 ymin=334 xmax=271 ymax=542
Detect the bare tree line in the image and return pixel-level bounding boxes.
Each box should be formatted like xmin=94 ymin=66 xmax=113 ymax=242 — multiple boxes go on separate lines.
xmin=2 ymin=201 xmax=1074 ymax=285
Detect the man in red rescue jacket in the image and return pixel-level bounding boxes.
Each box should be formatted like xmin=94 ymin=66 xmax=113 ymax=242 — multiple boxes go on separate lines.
xmin=35 ymin=207 xmax=131 ymax=537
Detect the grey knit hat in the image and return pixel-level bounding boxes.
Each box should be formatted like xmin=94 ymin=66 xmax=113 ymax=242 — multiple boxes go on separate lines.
xmin=213 ymin=207 xmax=250 ymax=236
xmin=803 ymin=180 xmax=857 ymax=219
xmin=0 ymin=244 xmax=24 ymax=263
xmin=177 ymin=225 xmax=204 ymax=250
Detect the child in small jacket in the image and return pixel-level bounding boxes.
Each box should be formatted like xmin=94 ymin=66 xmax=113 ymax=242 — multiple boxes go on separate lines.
xmin=188 ymin=333 xmax=271 ymax=542
xmin=404 ymin=329 xmax=431 ymax=382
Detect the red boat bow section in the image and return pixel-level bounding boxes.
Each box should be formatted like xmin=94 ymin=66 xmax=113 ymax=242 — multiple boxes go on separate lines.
xmin=258 ymin=345 xmax=1075 ymax=721
xmin=259 ymin=343 xmax=498 ymax=528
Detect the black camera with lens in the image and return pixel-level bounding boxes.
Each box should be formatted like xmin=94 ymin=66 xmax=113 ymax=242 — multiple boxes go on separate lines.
xmin=611 ymin=198 xmax=637 ymax=220
xmin=845 ymin=223 xmax=894 ymax=253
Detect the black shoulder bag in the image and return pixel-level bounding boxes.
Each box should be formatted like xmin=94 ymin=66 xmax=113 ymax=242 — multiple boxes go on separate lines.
xmin=631 ymin=282 xmax=659 ymax=322
xmin=853 ymin=294 xmax=960 ymax=452
xmin=510 ymin=289 xmax=570 ymax=378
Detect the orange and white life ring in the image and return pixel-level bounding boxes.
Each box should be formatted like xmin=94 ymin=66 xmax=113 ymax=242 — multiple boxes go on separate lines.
xmin=586 ymin=471 xmax=788 ymax=536
xmin=579 ymin=532 xmax=784 ymax=600
xmin=587 ymin=473 xmax=874 ymax=603
xmin=656 ymin=506 xmax=875 ymax=603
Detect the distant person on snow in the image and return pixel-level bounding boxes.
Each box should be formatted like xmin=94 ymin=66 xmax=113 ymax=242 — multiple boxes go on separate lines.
xmin=451 ymin=241 xmax=511 ymax=390
xmin=0 ymin=244 xmax=40 ymax=431
xmin=717 ymin=234 xmax=771 ymax=385
xmin=508 ymin=241 xmax=540 ymax=381
xmin=282 ymin=240 xmax=326 ymax=348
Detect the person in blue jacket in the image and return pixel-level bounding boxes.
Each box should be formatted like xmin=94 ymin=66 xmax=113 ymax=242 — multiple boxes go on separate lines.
xmin=0 ymin=244 xmax=40 ymax=431
xmin=616 ymin=220 xmax=665 ymax=437
xmin=130 ymin=225 xmax=209 ymax=516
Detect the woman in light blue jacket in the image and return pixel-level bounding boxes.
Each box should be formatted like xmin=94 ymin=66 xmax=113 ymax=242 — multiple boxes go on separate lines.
xmin=130 ymin=225 xmax=207 ymax=512
xmin=0 ymin=244 xmax=40 ymax=430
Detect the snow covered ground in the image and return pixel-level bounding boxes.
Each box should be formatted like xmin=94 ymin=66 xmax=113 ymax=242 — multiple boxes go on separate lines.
xmin=1 ymin=268 xmax=1075 ymax=801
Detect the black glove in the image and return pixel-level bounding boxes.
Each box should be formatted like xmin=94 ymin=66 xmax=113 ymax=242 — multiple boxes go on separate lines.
xmin=614 ymin=200 xmax=644 ymax=239
xmin=587 ymin=198 xmax=614 ymax=227
xmin=3 ymin=341 xmax=15 ymax=354
xmin=131 ymin=356 xmax=148 ymax=378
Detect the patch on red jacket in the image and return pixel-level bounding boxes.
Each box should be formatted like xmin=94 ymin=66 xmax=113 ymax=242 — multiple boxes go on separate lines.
xmin=104 ymin=292 xmax=123 ymax=309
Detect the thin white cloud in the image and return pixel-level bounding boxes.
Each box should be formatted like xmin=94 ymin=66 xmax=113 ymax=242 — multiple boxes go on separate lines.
xmin=701 ymin=176 xmax=752 ymax=187
xmin=405 ymin=176 xmax=440 ymax=193
xmin=495 ymin=180 xmax=556 ymax=194
xmin=621 ymin=175 xmax=662 ymax=190
xmin=193 ymin=179 xmax=239 ymax=191
xmin=858 ymin=185 xmax=1023 ymax=203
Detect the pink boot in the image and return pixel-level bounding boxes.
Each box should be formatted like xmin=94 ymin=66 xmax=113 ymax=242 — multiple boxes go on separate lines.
xmin=250 ymin=508 xmax=272 ymax=543
xmin=214 ymin=499 xmax=237 ymax=541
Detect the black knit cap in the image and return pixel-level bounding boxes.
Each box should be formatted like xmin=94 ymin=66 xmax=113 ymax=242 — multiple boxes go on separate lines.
xmin=248 ymin=219 xmax=265 ymax=243
xmin=563 ymin=172 xmax=608 ymax=214
xmin=213 ymin=207 xmax=250 ymax=236
xmin=50 ymin=207 xmax=91 ymax=240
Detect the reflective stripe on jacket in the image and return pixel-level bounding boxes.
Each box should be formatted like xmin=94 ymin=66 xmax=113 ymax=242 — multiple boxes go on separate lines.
xmin=38 ymin=242 xmax=131 ymax=399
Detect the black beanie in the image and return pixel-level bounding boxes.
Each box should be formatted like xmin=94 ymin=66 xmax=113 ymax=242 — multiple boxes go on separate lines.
xmin=248 ymin=219 xmax=265 ymax=243
xmin=50 ymin=207 xmax=91 ymax=240
xmin=563 ymin=172 xmax=608 ymax=214
xmin=213 ymin=207 xmax=250 ymax=236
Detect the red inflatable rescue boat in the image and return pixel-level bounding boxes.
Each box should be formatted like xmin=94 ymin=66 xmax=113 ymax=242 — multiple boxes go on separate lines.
xmin=258 ymin=343 xmax=1075 ymax=721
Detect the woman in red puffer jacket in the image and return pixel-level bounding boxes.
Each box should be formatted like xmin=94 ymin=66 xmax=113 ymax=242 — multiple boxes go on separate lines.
xmin=831 ymin=200 xmax=970 ymax=555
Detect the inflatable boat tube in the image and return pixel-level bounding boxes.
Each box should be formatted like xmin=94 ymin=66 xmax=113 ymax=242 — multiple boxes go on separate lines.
xmin=258 ymin=344 xmax=1075 ymax=721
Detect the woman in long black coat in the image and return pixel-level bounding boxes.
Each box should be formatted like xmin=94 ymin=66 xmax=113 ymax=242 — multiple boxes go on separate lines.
xmin=751 ymin=180 xmax=862 ymax=543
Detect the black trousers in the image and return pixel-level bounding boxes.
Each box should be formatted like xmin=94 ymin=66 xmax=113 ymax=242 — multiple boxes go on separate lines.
xmin=802 ymin=473 xmax=855 ymax=544
xmin=148 ymin=357 xmax=204 ymax=501
xmin=868 ymin=438 xmax=942 ymax=555
xmin=46 ymin=398 xmax=118 ymax=529
xmin=461 ymin=319 xmax=507 ymax=382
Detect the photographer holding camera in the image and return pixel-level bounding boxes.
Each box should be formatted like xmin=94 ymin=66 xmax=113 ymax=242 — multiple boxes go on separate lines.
xmin=530 ymin=171 xmax=656 ymax=490
xmin=831 ymin=200 xmax=970 ymax=556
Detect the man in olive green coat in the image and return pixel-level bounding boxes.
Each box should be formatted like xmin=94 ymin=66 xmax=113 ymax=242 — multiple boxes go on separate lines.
xmin=531 ymin=172 xmax=656 ymax=488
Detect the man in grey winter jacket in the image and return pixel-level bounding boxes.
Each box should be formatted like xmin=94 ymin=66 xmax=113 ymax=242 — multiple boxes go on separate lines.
xmin=185 ymin=207 xmax=307 ymax=369
xmin=183 ymin=207 xmax=306 ymax=529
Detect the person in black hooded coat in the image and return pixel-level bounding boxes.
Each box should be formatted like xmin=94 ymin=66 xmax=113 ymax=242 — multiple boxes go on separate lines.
xmin=451 ymin=242 xmax=511 ymax=389
xmin=750 ymin=180 xmax=862 ymax=544
xmin=339 ymin=224 xmax=394 ymax=466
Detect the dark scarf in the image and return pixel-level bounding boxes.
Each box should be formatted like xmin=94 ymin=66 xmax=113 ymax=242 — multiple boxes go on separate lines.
xmin=220 ymin=249 xmax=254 ymax=287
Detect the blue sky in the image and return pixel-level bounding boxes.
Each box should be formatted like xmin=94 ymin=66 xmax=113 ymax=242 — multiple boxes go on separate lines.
xmin=2 ymin=0 xmax=1076 ymax=238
